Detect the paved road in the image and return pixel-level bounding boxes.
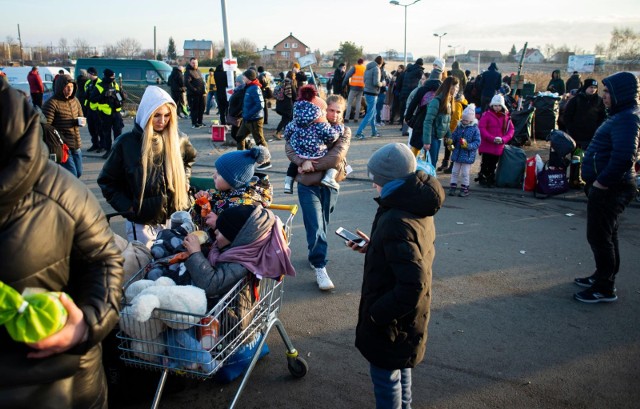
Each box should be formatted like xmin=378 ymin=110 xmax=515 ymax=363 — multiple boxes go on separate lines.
xmin=78 ymin=111 xmax=640 ymax=409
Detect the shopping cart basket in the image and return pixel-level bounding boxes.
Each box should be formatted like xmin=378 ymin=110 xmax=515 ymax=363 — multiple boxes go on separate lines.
xmin=116 ymin=202 xmax=306 ymax=409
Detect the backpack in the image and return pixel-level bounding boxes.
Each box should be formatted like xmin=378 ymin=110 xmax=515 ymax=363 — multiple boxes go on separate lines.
xmin=41 ymin=123 xmax=69 ymax=164
xmin=273 ymin=83 xmax=285 ymax=101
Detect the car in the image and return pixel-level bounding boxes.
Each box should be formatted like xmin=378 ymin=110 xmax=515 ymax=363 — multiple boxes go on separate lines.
xmin=10 ymin=81 xmax=54 ymax=104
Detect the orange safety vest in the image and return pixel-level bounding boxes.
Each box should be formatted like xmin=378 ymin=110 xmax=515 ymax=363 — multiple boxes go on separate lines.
xmin=349 ymin=64 xmax=365 ymax=88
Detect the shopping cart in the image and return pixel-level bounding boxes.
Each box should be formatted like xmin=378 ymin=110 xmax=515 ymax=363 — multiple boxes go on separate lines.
xmin=116 ymin=199 xmax=306 ymax=409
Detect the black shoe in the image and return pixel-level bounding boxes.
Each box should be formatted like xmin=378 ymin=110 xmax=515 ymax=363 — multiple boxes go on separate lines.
xmin=94 ymin=148 xmax=103 ymax=154
xmin=574 ymin=288 xmax=618 ymax=303
xmin=256 ymin=162 xmax=272 ymax=171
xmin=437 ymin=162 xmax=449 ymax=172
xmin=444 ymin=166 xmax=453 ymax=174
xmin=101 ymin=151 xmax=110 ymax=159
xmin=574 ymin=274 xmax=596 ymax=288
xmin=87 ymin=145 xmax=99 ymax=152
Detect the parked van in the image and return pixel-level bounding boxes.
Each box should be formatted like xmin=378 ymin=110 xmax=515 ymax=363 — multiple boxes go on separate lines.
xmin=75 ymin=58 xmax=172 ymax=88
xmin=0 ymin=66 xmax=71 ymax=84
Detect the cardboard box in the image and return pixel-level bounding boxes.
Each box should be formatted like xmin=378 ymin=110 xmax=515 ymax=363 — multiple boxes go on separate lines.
xmin=211 ymin=125 xmax=225 ymax=142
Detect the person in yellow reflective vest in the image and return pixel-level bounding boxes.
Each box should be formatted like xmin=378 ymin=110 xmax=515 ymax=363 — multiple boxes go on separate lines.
xmin=90 ymin=68 xmax=125 ymax=158
xmin=84 ymin=67 xmax=103 ymax=153
xmin=205 ymin=67 xmax=218 ymax=115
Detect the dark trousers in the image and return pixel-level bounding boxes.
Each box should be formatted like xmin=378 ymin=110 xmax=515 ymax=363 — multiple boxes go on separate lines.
xmin=586 ymin=182 xmax=636 ymax=292
xmin=276 ymin=111 xmax=292 ymax=133
xmin=479 ymin=152 xmax=500 ymax=183
xmin=216 ymin=95 xmax=228 ymax=125
xmin=99 ymin=112 xmax=124 ymax=152
xmin=87 ymin=109 xmax=101 ymax=147
xmin=481 ymin=95 xmax=493 ymax=112
xmin=31 ymin=92 xmax=43 ymax=108
xmin=188 ymin=93 xmax=205 ymax=126
xmin=171 ymin=90 xmax=188 ymax=116
xmin=287 ymin=162 xmax=298 ymax=178
xmin=390 ymin=97 xmax=401 ymax=125
xmin=235 ymin=118 xmax=267 ymax=150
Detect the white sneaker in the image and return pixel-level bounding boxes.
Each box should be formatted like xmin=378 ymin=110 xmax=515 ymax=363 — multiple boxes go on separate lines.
xmin=315 ymin=267 xmax=335 ymax=291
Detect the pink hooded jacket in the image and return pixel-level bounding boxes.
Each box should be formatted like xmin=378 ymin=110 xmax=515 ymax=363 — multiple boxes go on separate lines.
xmin=478 ymin=109 xmax=514 ymax=155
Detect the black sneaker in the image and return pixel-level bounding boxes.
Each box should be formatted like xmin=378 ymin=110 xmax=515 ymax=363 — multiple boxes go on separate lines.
xmin=256 ymin=162 xmax=272 ymax=171
xmin=574 ymin=275 xmax=596 ymax=288
xmin=101 ymin=151 xmax=110 ymax=159
xmin=574 ymin=288 xmax=618 ymax=303
xmin=87 ymin=145 xmax=99 ymax=152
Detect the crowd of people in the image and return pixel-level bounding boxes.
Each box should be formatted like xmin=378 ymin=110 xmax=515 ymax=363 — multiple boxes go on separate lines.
xmin=1 ymin=52 xmax=637 ymax=407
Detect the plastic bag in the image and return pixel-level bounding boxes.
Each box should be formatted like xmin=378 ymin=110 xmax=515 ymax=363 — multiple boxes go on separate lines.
xmin=416 ymin=149 xmax=437 ymax=177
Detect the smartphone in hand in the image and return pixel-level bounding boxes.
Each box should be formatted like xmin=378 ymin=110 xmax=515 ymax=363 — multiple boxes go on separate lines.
xmin=335 ymin=227 xmax=367 ymax=247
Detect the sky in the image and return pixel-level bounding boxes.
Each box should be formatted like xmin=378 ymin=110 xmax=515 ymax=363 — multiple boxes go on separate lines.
xmin=2 ymin=0 xmax=640 ymax=60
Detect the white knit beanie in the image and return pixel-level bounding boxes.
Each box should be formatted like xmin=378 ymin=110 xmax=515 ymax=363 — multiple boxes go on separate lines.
xmin=462 ymin=104 xmax=477 ymax=122
xmin=490 ymin=94 xmax=507 ymax=111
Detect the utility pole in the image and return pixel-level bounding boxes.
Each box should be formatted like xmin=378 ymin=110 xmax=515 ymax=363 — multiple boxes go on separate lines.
xmin=17 ymin=24 xmax=24 ymax=66
xmin=153 ymin=26 xmax=157 ymax=60
xmin=221 ymin=0 xmax=235 ymax=99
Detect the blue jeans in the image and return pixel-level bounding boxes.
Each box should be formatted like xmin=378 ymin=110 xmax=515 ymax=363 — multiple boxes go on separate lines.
xmin=370 ymin=364 xmax=412 ymax=409
xmin=61 ymin=148 xmax=83 ymax=178
xmin=428 ymin=138 xmax=441 ymax=169
xmin=297 ymin=183 xmax=338 ymax=268
xmin=356 ymin=94 xmax=378 ymax=136
xmin=376 ymin=91 xmax=386 ymax=123
xmin=206 ymin=91 xmax=217 ymax=114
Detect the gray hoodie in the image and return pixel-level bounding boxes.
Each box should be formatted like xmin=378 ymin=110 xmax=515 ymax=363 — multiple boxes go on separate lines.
xmin=363 ymin=61 xmax=383 ymax=96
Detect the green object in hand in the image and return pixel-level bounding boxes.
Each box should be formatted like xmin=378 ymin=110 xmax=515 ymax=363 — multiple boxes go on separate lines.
xmin=0 ymin=280 xmax=68 ymax=343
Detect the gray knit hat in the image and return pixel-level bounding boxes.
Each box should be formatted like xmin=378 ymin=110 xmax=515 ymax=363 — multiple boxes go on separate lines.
xmin=367 ymin=143 xmax=416 ymax=187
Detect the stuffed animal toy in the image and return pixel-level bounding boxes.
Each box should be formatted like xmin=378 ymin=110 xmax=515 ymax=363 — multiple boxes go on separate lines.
xmin=150 ymin=223 xmax=194 ymax=260
xmin=120 ymin=277 xmax=208 ymax=342
xmin=146 ymin=231 xmax=209 ymax=283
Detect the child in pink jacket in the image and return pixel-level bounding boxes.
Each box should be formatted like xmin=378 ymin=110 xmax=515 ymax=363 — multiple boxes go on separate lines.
xmin=477 ymin=94 xmax=514 ymax=187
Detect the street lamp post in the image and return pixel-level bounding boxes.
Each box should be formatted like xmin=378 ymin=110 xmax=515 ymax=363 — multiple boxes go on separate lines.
xmin=433 ymin=32 xmax=447 ymax=58
xmin=448 ymin=44 xmax=458 ymax=62
xmin=389 ymin=0 xmax=422 ymax=67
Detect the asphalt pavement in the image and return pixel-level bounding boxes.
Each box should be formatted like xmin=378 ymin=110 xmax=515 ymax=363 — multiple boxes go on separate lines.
xmin=79 ymin=109 xmax=640 ymax=409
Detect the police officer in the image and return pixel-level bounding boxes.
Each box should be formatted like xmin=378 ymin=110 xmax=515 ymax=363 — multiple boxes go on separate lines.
xmin=84 ymin=67 xmax=102 ymax=153
xmin=91 ymin=68 xmax=124 ymax=158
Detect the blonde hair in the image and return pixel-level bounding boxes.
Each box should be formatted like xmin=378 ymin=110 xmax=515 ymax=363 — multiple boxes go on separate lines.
xmin=326 ymin=94 xmax=346 ymax=110
xmin=139 ymin=103 xmax=189 ymax=213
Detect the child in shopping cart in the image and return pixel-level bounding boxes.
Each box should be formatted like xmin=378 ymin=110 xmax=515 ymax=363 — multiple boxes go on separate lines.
xmin=283 ymin=85 xmax=344 ymax=194
xmin=191 ymin=146 xmax=273 ymax=231
xmin=183 ymin=204 xmax=296 ymax=298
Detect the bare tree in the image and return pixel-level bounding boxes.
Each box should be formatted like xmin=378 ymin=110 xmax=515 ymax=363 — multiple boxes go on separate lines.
xmin=73 ymin=38 xmax=92 ymax=58
xmin=103 ymin=43 xmax=120 ymax=58
xmin=6 ymin=36 xmax=17 ymax=60
xmin=58 ymin=38 xmax=69 ymax=58
xmin=593 ymin=43 xmax=607 ymax=56
xmin=232 ymin=38 xmax=257 ymax=54
xmin=608 ymin=27 xmax=640 ymax=60
xmin=116 ymin=37 xmax=142 ymax=59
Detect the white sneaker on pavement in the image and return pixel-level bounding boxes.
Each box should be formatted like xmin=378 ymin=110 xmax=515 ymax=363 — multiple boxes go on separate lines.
xmin=314 ymin=267 xmax=335 ymax=291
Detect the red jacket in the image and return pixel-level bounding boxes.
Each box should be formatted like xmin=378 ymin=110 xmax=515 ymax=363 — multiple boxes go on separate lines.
xmin=27 ymin=71 xmax=44 ymax=94
xmin=478 ymin=109 xmax=514 ymax=155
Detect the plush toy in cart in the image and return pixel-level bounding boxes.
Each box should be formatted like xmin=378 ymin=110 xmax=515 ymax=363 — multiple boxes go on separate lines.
xmin=119 ymin=277 xmax=218 ymax=372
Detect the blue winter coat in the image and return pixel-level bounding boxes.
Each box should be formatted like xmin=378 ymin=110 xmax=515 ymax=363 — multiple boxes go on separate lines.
xmin=450 ymin=123 xmax=481 ymax=164
xmin=582 ymin=72 xmax=639 ymax=187
xmin=242 ymin=82 xmax=264 ymax=121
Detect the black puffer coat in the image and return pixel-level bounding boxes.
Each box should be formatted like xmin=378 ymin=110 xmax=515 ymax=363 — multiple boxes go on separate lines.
xmin=356 ymin=171 xmax=444 ymax=370
xmin=97 ymin=124 xmax=196 ymax=225
xmin=562 ymin=90 xmax=606 ymax=144
xmin=399 ymin=63 xmax=424 ymax=101
xmin=0 ymin=79 xmax=123 ymax=405
xmin=184 ymin=64 xmax=205 ymax=96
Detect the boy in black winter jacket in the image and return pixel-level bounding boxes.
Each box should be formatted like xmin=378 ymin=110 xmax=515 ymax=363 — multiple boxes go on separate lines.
xmin=347 ymin=143 xmax=445 ymax=408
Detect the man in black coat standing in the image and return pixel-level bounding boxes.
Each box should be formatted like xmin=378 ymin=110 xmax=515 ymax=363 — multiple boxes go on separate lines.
xmin=478 ymin=62 xmax=501 ymax=112
xmin=184 ymin=58 xmax=205 ymax=128
xmin=398 ymin=58 xmax=424 ymax=135
xmin=332 ymin=63 xmax=347 ymax=97
xmin=214 ymin=64 xmax=229 ymax=125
